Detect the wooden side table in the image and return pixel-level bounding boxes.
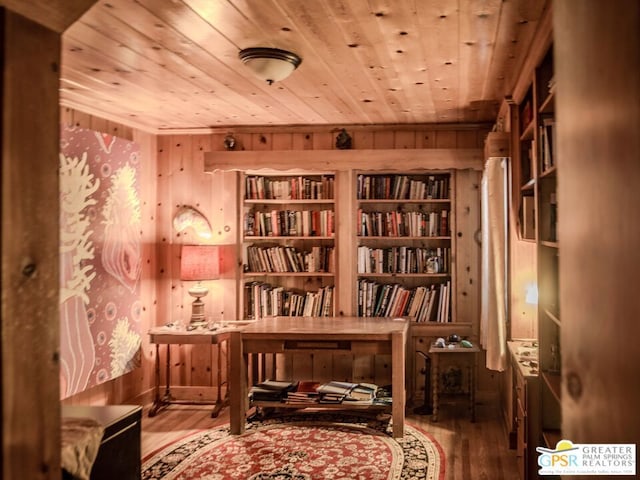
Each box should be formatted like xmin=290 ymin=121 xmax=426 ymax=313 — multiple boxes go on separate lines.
xmin=148 ymin=326 xmax=235 ymax=417
xmin=428 ymin=342 xmax=480 ymax=422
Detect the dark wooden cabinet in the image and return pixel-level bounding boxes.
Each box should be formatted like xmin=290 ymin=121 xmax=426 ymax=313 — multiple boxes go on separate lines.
xmin=62 ymin=404 xmax=142 ymax=480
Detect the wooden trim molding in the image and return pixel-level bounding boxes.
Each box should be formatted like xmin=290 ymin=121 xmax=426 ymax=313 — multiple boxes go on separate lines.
xmin=204 ymin=148 xmax=484 ymax=173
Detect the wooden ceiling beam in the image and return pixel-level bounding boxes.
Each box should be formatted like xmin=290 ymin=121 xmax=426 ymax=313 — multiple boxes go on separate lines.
xmin=204 ymin=148 xmax=484 ymax=172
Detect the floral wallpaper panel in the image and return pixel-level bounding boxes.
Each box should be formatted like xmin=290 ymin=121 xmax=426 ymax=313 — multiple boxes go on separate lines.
xmin=59 ymin=125 xmax=142 ymax=398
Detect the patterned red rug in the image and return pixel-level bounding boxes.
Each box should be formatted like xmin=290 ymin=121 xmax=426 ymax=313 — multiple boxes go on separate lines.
xmin=142 ymin=412 xmax=445 ymax=479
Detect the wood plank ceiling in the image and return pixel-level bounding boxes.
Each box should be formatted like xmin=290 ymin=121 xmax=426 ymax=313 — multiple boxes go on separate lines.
xmin=60 ymin=0 xmax=548 ymax=133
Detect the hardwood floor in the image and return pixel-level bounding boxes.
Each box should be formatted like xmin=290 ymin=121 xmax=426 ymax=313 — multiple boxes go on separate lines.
xmin=141 ymin=391 xmax=519 ymax=480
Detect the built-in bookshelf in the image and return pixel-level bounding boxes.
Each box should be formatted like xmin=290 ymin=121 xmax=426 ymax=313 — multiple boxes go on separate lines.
xmin=241 ymin=172 xmax=336 ymax=319
xmin=514 ymin=41 xmax=560 ymax=463
xmin=355 ymin=172 xmax=455 ymax=323
xmin=534 ymin=45 xmax=561 ymax=450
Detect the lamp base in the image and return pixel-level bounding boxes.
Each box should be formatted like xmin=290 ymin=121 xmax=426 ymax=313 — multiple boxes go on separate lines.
xmin=188 ymin=285 xmax=209 ymax=326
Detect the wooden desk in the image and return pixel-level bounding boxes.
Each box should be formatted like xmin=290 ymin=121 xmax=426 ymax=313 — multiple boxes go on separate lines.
xmin=229 ymin=316 xmax=409 ymax=438
xmin=148 ymin=326 xmax=239 ymax=417
xmin=428 ymin=342 xmax=480 ymax=422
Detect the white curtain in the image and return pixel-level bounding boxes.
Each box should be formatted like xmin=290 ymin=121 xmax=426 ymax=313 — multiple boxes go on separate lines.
xmin=481 ymin=157 xmax=508 ymax=371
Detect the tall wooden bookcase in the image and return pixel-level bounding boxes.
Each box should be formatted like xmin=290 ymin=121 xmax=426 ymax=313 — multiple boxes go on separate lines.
xmin=514 ymin=41 xmax=561 ymax=463
xmin=240 ymin=171 xmax=338 ymax=319
xmin=354 ymin=171 xmax=455 ymax=324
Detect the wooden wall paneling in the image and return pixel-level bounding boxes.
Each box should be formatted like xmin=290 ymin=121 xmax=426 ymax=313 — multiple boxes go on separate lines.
xmin=352 ymin=355 xmax=375 ymax=384
xmin=1 ymin=11 xmax=62 ymax=479
xmin=312 ymin=353 xmax=333 ymax=383
xmin=291 ymin=132 xmax=314 ymax=150
xmin=188 ymin=134 xmax=216 ymax=387
xmin=60 ymin=106 xmax=74 ymax=128
xmin=454 ymin=169 xmax=481 ymax=332
xmin=394 ymin=130 xmax=416 ymax=148
xmin=169 ymin=135 xmax=194 ymax=386
xmin=555 ymin=0 xmax=640 ymax=446
xmin=352 ymin=130 xmax=374 ymax=149
xmin=435 ymin=130 xmax=457 ymax=148
xmin=234 ymin=132 xmax=254 ymax=151
xmin=373 ymin=354 xmax=392 ymax=388
xmin=332 ymin=354 xmax=354 ymax=382
xmin=271 ymin=133 xmax=293 ymax=150
xmin=312 ymin=132 xmax=334 ymax=150
xmin=291 ymin=353 xmax=314 ymax=382
xmin=89 ymin=114 xmax=108 ymax=134
xmin=373 ymin=130 xmax=395 ymax=149
xmin=218 ymin=171 xmax=240 ymax=321
xmin=132 ymin=129 xmax=157 ymax=398
xmin=416 ymin=130 xmax=437 ymax=148
xmin=154 ymin=136 xmax=175 ymax=387
xmin=456 ymin=130 xmax=480 ymax=148
xmin=71 ymin=108 xmax=91 ymax=129
xmin=251 ymin=133 xmax=271 ymax=151
xmin=107 ymin=120 xmax=133 ymax=141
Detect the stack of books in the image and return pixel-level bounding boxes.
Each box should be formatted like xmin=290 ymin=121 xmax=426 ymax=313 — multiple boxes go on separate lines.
xmin=316 ymin=381 xmax=357 ymax=403
xmin=249 ymin=380 xmax=298 ymax=402
xmin=285 ymin=381 xmax=321 ymax=404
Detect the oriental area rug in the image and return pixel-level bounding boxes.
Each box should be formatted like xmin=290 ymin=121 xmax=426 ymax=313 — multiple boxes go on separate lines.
xmin=142 ymin=412 xmax=445 ymax=480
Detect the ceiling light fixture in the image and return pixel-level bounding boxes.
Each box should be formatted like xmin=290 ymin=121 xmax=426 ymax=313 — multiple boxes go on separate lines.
xmin=238 ymin=47 xmax=302 ymax=85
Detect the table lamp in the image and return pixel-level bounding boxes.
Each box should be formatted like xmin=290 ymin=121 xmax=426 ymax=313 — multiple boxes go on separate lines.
xmin=180 ymin=245 xmax=220 ymax=326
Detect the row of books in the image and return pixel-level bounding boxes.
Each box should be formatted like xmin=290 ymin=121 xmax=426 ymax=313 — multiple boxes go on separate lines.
xmin=244 ymin=282 xmax=334 ymax=319
xmin=357 ymin=209 xmax=449 ymax=237
xmin=244 ymin=209 xmax=335 ymax=237
xmin=246 ymin=245 xmax=335 ymax=273
xmin=245 ymin=175 xmax=335 ymax=200
xmin=357 ymin=246 xmax=449 ymax=274
xmin=249 ymin=380 xmax=389 ymax=405
xmin=539 ymin=117 xmax=556 ymax=172
xmin=357 ymin=174 xmax=449 ymax=200
xmin=357 ymin=280 xmax=451 ymax=322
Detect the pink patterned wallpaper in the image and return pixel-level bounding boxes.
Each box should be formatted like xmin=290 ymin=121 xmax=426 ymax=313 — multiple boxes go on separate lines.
xmin=59 ymin=125 xmax=142 ymax=398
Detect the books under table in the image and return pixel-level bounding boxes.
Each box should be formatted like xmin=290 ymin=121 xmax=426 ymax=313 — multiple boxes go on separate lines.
xmin=262 ymin=380 xmax=391 ymax=406
xmin=249 ymin=380 xmax=299 ymax=402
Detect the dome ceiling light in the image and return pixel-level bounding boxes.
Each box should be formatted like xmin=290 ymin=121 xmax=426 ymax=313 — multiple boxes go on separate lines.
xmin=238 ymin=47 xmax=302 ymax=85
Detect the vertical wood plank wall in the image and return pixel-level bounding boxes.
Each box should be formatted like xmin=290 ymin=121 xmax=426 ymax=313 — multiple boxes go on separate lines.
xmin=59 ymin=110 xmax=489 ymax=405
xmin=2 ymin=12 xmax=63 ymax=479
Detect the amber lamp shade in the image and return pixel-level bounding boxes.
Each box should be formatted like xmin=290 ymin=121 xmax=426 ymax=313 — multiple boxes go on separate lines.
xmin=180 ymin=245 xmax=220 ymax=325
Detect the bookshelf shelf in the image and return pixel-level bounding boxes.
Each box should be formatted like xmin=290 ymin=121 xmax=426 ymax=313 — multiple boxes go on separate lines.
xmin=244 ymin=199 xmax=335 ymax=205
xmin=245 ymin=236 xmax=335 ymax=240
xmin=538 ymin=91 xmax=555 ymax=115
xmin=244 ymin=272 xmax=334 ymax=278
xmin=542 ymin=372 xmax=562 ymax=403
xmin=358 ymin=236 xmax=451 ymax=241
xmin=241 ymin=172 xmax=337 ymax=319
xmin=521 ymin=179 xmax=536 ymax=192
xmin=355 ymin=171 xmax=455 ymax=324
xmin=539 ymin=165 xmax=557 ymax=178
xmin=357 ymin=199 xmax=450 ymax=205
xmin=544 ymin=308 xmax=561 ymax=327
xmin=520 ymin=120 xmax=535 ymax=141
xmin=358 ymin=273 xmax=449 ymax=279
xmin=542 ymin=429 xmax=562 ymax=449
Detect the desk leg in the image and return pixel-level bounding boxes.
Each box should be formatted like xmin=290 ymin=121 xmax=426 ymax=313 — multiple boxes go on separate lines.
xmin=149 ymin=344 xmax=162 ymax=417
xmin=391 ymin=331 xmax=405 ymax=438
xmin=229 ymin=331 xmax=246 ymax=435
xmin=211 ymin=337 xmax=229 ymax=418
xmin=470 ymin=352 xmax=477 ymax=422
xmin=431 ymin=353 xmax=439 ymax=422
